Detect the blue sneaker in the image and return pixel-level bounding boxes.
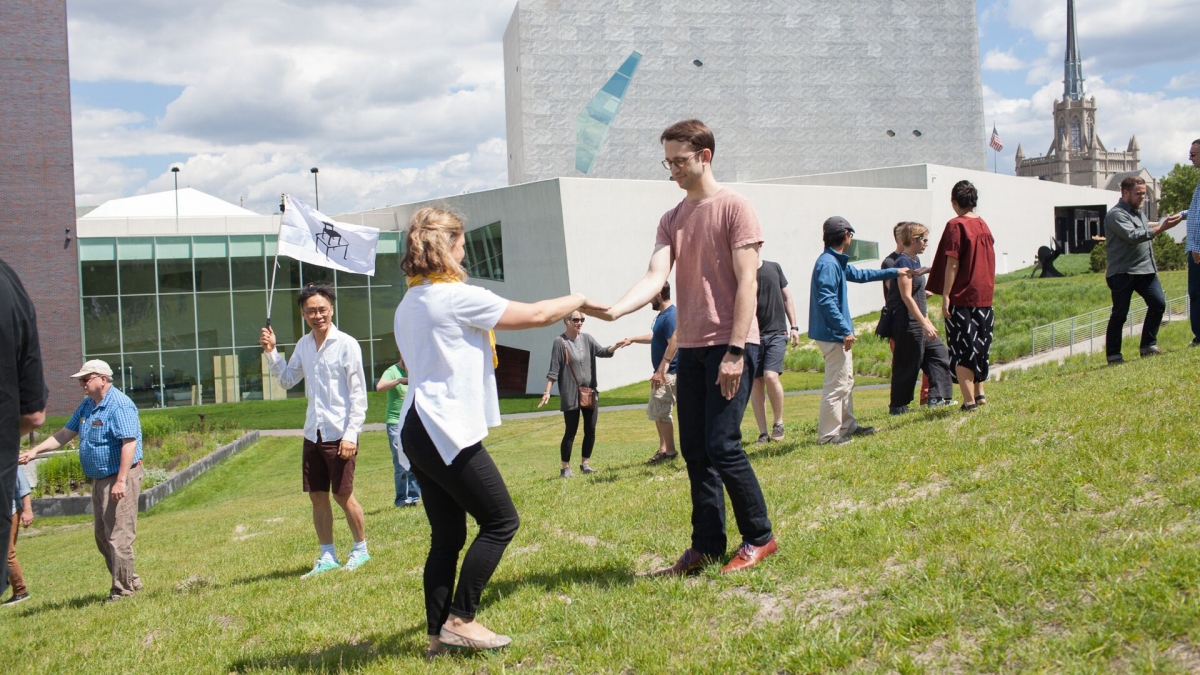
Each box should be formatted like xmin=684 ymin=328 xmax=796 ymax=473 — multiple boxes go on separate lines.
xmin=344 ymin=550 xmax=371 ymax=571
xmin=301 ymin=557 xmax=341 ymax=578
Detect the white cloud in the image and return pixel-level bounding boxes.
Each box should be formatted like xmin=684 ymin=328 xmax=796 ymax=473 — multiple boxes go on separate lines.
xmin=1166 ymin=72 xmax=1200 ymax=90
xmin=982 ymin=48 xmax=1026 ymax=71
xmin=67 ymin=0 xmax=516 ymax=214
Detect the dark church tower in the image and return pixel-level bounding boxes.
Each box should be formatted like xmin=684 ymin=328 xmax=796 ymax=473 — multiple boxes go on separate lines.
xmin=0 ymin=0 xmax=83 ymax=413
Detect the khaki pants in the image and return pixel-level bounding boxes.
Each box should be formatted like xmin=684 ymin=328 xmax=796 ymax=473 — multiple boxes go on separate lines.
xmin=818 ymin=341 xmax=857 ymax=444
xmin=91 ymin=464 xmax=143 ymax=597
xmin=7 ymin=512 xmax=24 ymax=596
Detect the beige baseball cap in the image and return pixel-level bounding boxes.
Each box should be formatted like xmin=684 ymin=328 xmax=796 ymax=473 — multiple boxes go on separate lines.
xmin=70 ymin=359 xmax=114 ymax=379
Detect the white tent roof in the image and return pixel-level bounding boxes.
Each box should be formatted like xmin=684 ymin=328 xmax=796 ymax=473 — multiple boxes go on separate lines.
xmin=82 ymin=188 xmax=260 ymax=219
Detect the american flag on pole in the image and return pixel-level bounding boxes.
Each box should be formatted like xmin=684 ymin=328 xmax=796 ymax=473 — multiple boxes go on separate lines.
xmin=989 ymin=125 xmax=1004 ymax=152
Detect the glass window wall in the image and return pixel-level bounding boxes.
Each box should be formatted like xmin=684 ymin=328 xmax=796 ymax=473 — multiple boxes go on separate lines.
xmin=80 ymin=233 xmax=411 ymax=408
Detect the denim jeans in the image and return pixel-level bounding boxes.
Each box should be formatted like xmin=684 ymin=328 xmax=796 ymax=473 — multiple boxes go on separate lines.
xmin=1105 ymin=272 xmax=1166 ymax=359
xmin=386 ymin=423 xmax=421 ymax=506
xmin=1189 ymin=254 xmax=1200 ymax=343
xmin=676 ymin=344 xmax=773 ymax=557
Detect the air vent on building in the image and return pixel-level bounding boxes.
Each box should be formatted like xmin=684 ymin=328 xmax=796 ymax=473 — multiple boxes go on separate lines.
xmin=912 ymin=130 xmax=923 ymax=137
xmin=886 ymin=130 xmax=896 ymax=137
xmin=693 ymin=59 xmax=703 ymax=67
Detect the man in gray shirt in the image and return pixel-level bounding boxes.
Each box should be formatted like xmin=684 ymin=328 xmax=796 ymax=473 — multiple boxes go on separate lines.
xmin=1104 ymin=175 xmax=1183 ymax=363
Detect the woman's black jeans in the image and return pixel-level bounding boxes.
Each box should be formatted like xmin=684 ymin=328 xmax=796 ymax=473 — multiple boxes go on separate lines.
xmin=890 ymin=322 xmax=953 ymax=407
xmin=401 ymin=407 xmax=520 ymax=635
xmin=560 ymin=407 xmax=597 ymax=463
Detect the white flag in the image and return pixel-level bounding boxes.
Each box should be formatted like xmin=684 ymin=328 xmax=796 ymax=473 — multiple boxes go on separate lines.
xmin=277 ymin=194 xmax=379 ymax=276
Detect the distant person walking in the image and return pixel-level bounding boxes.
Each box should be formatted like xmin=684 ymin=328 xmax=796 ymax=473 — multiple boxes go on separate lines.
xmin=619 ymin=282 xmax=680 ymax=464
xmin=20 ymin=360 xmax=144 ymax=601
xmin=1183 ymin=138 xmax=1200 ymax=347
xmin=928 ymin=180 xmax=997 ymax=411
xmin=809 ymin=217 xmax=911 ymax=445
xmin=1101 ymin=176 xmax=1182 ymax=364
xmin=0 ymin=259 xmax=47 ymax=599
xmin=378 ymin=355 xmax=420 ymax=507
xmin=3 ymin=467 xmax=32 ymax=606
xmin=539 ymin=311 xmax=626 ymax=477
xmin=260 ymin=285 xmax=371 ymax=577
xmin=750 ymin=259 xmax=800 ymax=444
xmin=394 ymin=206 xmax=600 ymax=655
xmin=886 ymin=222 xmax=954 ymax=414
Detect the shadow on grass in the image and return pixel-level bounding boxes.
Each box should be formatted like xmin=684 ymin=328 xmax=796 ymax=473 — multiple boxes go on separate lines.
xmin=225 ymin=565 xmax=312 ymax=587
xmin=17 ymin=592 xmax=110 ymax=616
xmin=486 ymin=563 xmax=636 ymax=601
xmin=227 ymin=626 xmax=424 ymax=672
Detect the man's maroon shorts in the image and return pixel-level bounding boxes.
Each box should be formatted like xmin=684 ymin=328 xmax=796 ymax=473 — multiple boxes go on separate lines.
xmin=302 ymin=432 xmax=356 ymax=494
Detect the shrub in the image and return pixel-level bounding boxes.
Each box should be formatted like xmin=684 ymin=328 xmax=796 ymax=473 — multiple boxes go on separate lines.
xmin=1090 ymin=241 xmax=1106 ymax=273
xmin=1153 ymin=234 xmax=1186 ymax=271
xmin=143 ymin=468 xmax=171 ymax=490
xmin=34 ymin=452 xmax=88 ymax=497
xmin=139 ymin=415 xmax=179 ymax=443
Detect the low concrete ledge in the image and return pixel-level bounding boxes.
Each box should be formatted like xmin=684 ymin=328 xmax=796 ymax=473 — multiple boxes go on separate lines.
xmin=30 ymin=431 xmax=260 ymax=517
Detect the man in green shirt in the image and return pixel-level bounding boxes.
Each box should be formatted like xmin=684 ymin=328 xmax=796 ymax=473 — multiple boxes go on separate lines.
xmin=377 ymin=358 xmax=420 ymax=506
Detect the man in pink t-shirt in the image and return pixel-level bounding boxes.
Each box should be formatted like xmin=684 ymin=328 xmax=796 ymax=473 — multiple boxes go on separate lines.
xmin=591 ymin=119 xmax=776 ymax=576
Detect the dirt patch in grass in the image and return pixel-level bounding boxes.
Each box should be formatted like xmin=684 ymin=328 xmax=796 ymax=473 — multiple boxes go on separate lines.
xmin=720 ymin=587 xmax=789 ymax=625
xmin=880 ymin=479 xmax=950 ymax=508
xmin=176 ymin=575 xmax=216 ymax=594
xmin=795 ymin=585 xmax=868 ymax=625
xmin=1167 ymin=639 xmax=1200 ymax=672
xmin=909 ymin=634 xmax=977 ymax=674
xmin=555 ymin=528 xmax=605 ymax=548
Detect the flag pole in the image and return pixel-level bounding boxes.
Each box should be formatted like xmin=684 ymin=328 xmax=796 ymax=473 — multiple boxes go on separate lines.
xmin=266 ymin=193 xmax=284 ymax=329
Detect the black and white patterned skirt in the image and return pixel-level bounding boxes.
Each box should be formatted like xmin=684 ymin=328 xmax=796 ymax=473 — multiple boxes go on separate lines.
xmin=944 ymin=305 xmax=994 ymax=381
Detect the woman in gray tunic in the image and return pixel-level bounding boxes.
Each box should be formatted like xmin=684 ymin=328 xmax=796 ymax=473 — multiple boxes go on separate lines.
xmin=538 ymin=311 xmax=626 ymax=477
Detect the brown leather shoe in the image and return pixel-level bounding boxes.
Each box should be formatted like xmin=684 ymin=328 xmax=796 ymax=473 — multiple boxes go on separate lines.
xmin=719 ymin=537 xmax=778 ymax=574
xmin=652 ymin=548 xmax=716 ymax=577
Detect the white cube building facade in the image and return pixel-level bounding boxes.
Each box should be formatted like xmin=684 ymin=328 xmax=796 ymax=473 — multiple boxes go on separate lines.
xmin=505 ymin=0 xmax=988 ymax=185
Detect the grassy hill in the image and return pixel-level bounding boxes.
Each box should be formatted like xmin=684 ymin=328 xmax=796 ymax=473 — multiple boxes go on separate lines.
xmin=9 ymin=322 xmax=1200 ymax=672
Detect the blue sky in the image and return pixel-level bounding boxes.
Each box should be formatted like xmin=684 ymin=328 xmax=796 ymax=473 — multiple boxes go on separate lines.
xmin=67 ymin=0 xmax=1199 ymax=214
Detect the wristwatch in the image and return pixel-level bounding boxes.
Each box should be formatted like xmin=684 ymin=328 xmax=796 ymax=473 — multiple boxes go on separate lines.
xmin=726 ymin=344 xmax=744 ymax=357
xmin=790 ymin=326 xmax=800 ymax=332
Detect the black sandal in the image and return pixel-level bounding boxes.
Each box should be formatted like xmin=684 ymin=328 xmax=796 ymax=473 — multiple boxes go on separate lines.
xmin=975 ymin=396 xmax=987 ymax=406
xmin=960 ymin=403 xmax=979 ymax=412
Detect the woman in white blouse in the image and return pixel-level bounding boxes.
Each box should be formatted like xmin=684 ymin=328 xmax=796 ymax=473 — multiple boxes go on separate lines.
xmin=394 ymin=206 xmax=601 ymax=657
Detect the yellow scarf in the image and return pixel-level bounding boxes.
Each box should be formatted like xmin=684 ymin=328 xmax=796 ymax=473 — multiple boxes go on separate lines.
xmin=407 ymin=273 xmax=499 ymax=368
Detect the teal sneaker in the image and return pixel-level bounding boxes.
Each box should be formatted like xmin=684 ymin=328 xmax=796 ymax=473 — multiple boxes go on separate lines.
xmin=301 ymin=557 xmax=341 ymax=578
xmin=343 ymin=550 xmax=371 ymax=571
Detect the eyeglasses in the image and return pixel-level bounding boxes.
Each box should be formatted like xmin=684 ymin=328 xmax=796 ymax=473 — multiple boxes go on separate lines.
xmin=303 ymin=308 xmax=332 ymax=318
xmin=661 ymin=151 xmax=701 ymax=170
xmin=570 ymin=318 xmax=585 ymax=323
xmin=78 ymin=374 xmax=99 ymax=385
xmin=918 ymin=236 xmax=929 ymax=243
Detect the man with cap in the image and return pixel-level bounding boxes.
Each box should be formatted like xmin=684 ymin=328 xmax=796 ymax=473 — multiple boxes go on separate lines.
xmin=20 ymin=359 xmax=144 ymax=601
xmin=809 ymin=217 xmax=917 ymax=445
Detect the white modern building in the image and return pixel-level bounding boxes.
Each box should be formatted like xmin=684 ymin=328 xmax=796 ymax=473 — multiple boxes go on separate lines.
xmin=504 ymin=0 xmax=986 ymax=185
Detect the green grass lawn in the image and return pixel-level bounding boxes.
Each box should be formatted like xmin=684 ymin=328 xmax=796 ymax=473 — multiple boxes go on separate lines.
xmin=34 ymin=372 xmax=883 ymax=434
xmin=9 ymin=321 xmax=1200 ymax=672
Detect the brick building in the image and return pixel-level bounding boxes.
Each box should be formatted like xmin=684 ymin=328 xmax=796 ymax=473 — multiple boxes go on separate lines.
xmin=1 ymin=0 xmax=82 ymax=414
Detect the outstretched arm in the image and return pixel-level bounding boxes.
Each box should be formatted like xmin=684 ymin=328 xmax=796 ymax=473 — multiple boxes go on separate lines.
xmin=495 ymin=294 xmax=592 ymax=330
xmin=595 ymin=244 xmax=673 ymax=320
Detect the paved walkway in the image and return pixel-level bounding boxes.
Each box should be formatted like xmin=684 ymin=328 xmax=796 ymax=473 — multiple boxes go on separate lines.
xmin=991 ymin=321 xmax=1147 ymax=378
xmin=256 ymin=383 xmax=890 ymax=436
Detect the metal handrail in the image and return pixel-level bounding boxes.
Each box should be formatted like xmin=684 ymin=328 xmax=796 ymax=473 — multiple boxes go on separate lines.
xmin=1030 ymin=295 xmax=1190 ymax=356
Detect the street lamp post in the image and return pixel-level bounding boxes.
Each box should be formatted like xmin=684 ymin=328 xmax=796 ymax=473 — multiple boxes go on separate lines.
xmin=171 ymin=166 xmax=180 ymax=228
xmin=310 ymin=167 xmax=320 ymax=210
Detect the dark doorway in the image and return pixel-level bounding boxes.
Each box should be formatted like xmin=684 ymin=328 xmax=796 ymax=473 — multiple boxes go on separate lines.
xmin=1054 ymin=205 xmax=1106 ymax=254
xmin=494 ymin=343 xmax=530 ymax=396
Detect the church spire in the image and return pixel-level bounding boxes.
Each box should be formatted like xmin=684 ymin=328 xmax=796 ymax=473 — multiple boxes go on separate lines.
xmin=1064 ymin=0 xmax=1085 ymax=101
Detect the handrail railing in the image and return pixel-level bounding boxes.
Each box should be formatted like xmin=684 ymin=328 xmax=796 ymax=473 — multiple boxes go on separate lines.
xmin=1030 ymin=295 xmax=1190 ymax=356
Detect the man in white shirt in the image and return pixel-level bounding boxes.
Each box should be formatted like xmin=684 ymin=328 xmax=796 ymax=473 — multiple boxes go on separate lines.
xmin=260 ymin=285 xmax=370 ymax=577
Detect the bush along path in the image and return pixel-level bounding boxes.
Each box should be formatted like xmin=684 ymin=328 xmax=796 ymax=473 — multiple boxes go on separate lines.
xmin=9 ymin=321 xmax=1200 ymax=672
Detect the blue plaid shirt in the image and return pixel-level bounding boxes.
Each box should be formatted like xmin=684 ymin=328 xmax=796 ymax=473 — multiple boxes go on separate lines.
xmin=66 ymin=386 xmax=143 ymax=479
xmin=1186 ymin=181 xmax=1200 ymax=253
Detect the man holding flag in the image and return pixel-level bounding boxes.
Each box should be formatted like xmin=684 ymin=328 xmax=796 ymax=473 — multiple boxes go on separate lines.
xmin=261 ymin=195 xmax=376 ymax=578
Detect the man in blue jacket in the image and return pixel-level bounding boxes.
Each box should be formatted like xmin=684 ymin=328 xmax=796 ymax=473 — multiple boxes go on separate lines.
xmin=809 ymin=217 xmax=915 ymax=445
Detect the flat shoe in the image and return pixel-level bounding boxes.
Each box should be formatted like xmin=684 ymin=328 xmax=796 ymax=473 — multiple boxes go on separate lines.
xmin=438 ymin=626 xmax=512 ymax=650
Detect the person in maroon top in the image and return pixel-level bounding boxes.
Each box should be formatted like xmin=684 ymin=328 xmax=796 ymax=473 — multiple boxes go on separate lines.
xmin=928 ymin=180 xmax=996 ymax=412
